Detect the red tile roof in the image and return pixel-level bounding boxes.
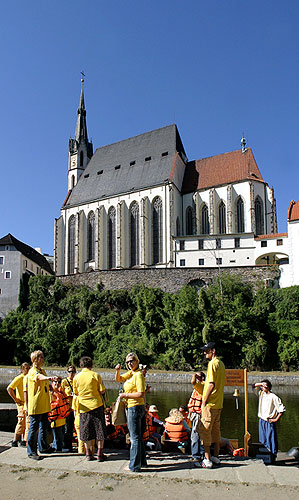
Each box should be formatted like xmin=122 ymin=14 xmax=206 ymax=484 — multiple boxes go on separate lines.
xmin=255 ymin=233 xmax=288 ymax=240
xmin=287 ymin=200 xmax=299 ymax=221
xmin=195 ymin=148 xmax=264 ymax=191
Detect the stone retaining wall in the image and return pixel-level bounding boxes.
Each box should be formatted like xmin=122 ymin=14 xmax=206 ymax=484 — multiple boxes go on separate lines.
xmin=1 ymin=368 xmax=298 ymax=387
xmin=57 ymin=266 xmax=280 ymax=293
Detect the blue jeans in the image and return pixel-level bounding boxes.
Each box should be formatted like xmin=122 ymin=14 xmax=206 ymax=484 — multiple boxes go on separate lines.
xmin=127 ymin=405 xmax=147 ymax=471
xmin=52 ymin=424 xmax=65 ymax=451
xmin=259 ymin=418 xmax=278 ymax=457
xmin=27 ymin=413 xmax=49 ymax=455
xmin=191 ymin=414 xmax=204 ymax=458
xmin=63 ymin=411 xmax=74 ymax=451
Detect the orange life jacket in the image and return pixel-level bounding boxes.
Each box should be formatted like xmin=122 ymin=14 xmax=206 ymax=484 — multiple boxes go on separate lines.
xmin=106 ymin=425 xmax=119 ymax=440
xmin=143 ymin=413 xmax=154 ymax=441
xmin=233 ymin=448 xmax=245 ymax=457
xmin=48 ymin=388 xmax=70 ymax=422
xmin=188 ymin=389 xmax=203 ymax=414
xmin=115 ymin=425 xmax=126 ymax=436
xmin=165 ymin=419 xmax=189 ymax=442
xmin=148 ymin=411 xmax=159 ymax=433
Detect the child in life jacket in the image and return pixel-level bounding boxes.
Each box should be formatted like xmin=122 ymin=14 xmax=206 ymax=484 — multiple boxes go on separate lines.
xmin=164 ymin=408 xmax=190 ymax=453
xmin=188 ymin=371 xmax=205 ymax=460
xmin=48 ymin=377 xmax=70 ymax=452
xmin=104 ymin=406 xmax=127 ymax=449
xmin=179 ymin=405 xmax=192 ymax=429
xmin=143 ymin=404 xmax=163 ymax=451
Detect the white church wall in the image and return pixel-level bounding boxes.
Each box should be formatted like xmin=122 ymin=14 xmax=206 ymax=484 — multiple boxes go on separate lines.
xmin=288 ymin=220 xmax=299 ymax=286
xmin=174 ymin=233 xmax=256 ymax=268
xmin=62 ymin=183 xmax=173 ymax=271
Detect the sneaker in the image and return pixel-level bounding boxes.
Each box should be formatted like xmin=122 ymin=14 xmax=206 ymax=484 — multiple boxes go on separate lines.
xmin=202 ymin=458 xmax=213 ymax=469
xmin=11 ymin=440 xmax=19 ymax=447
xmin=211 ymin=456 xmax=220 ymax=465
xmin=20 ymin=441 xmax=27 ymax=447
xmin=28 ymin=454 xmax=42 ymax=461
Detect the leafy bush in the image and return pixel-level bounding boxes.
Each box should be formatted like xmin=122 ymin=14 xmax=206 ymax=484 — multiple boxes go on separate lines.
xmin=0 ymin=273 xmax=298 ymax=371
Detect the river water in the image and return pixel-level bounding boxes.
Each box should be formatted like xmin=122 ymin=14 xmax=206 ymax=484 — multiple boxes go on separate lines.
xmin=1 ymin=383 xmax=298 ymax=452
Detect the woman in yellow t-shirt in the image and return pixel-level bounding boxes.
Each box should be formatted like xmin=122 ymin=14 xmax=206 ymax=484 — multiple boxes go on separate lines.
xmin=115 ymin=352 xmax=146 ymax=472
xmin=73 ymin=356 xmax=107 ymax=461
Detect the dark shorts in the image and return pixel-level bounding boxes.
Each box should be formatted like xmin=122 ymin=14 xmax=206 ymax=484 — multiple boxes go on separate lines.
xmin=79 ymin=406 xmax=107 ymax=442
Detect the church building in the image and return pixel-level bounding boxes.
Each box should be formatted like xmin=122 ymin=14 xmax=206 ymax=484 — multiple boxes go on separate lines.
xmin=54 ymin=79 xmax=279 ymax=276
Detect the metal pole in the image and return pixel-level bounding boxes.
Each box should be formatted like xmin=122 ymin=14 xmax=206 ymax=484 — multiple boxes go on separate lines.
xmin=244 ymin=368 xmax=251 ymax=456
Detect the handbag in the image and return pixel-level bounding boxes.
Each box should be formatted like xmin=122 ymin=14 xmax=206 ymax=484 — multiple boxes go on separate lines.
xmin=112 ymin=395 xmax=127 ymax=426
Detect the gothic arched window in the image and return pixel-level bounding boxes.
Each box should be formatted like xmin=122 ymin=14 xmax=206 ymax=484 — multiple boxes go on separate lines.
xmin=186 ymin=206 xmax=194 ymax=235
xmin=152 ymin=197 xmax=163 ymax=264
xmin=201 ymin=204 xmax=210 ymax=234
xmin=87 ymin=211 xmax=95 ymax=261
xmin=255 ymin=196 xmax=264 ymax=235
xmin=130 ymin=202 xmax=140 ymax=267
xmin=68 ymin=215 xmax=76 ymax=274
xmin=236 ymin=197 xmax=245 ymax=233
xmin=108 ymin=207 xmax=116 ymax=269
xmin=80 ymin=151 xmax=84 ymax=167
xmin=218 ymin=201 xmax=226 ymax=234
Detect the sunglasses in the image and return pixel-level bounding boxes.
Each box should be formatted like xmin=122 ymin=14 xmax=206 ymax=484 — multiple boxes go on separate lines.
xmin=127 ymin=360 xmax=136 ymax=364
xmin=68 ymin=370 xmax=76 ymax=373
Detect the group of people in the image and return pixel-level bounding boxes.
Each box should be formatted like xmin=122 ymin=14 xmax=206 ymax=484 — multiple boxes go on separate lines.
xmin=7 ymin=341 xmax=286 ymax=469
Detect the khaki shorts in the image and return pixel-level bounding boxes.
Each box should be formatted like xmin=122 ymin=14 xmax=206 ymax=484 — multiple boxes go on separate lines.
xmin=15 ymin=406 xmax=26 ymax=436
xmin=198 ymin=406 xmax=222 ymax=447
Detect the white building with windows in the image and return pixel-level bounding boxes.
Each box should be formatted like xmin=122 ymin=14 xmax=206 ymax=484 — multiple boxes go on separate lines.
xmin=0 ymin=234 xmax=54 ymax=318
xmin=54 ymin=79 xmax=283 ymax=278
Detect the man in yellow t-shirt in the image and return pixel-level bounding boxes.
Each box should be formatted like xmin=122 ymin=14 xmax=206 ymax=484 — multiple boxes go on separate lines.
xmin=26 ymin=350 xmax=54 ymax=460
xmin=197 ymin=342 xmax=225 ymax=469
xmin=7 ymin=362 xmax=30 ymax=447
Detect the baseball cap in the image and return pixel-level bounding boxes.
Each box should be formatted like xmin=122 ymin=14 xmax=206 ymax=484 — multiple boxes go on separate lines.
xmin=200 ymin=341 xmax=216 ymax=351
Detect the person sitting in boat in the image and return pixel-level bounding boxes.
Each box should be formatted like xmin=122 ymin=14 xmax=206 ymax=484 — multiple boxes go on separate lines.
xmin=163 ymin=408 xmax=190 ymax=453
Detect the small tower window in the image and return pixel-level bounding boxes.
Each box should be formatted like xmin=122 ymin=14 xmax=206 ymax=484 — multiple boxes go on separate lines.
xmin=71 ymin=175 xmax=75 ymax=188
xmin=80 ymin=151 xmax=84 ymax=167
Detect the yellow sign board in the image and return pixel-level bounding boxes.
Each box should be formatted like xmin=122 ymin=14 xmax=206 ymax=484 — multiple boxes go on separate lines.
xmin=225 ymin=369 xmax=244 ymax=386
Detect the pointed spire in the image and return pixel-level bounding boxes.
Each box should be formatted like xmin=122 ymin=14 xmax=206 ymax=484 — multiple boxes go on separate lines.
xmin=75 ymin=73 xmax=88 ymax=142
xmin=241 ymin=133 xmax=247 ymax=153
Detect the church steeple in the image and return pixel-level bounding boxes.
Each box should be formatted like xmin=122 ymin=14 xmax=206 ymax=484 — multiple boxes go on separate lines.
xmin=68 ymin=75 xmax=93 ymax=191
xmin=75 ymin=76 xmax=88 ymax=141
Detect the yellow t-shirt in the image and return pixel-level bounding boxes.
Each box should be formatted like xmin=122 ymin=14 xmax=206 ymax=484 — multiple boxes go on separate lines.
xmin=73 ymin=368 xmax=105 ymax=413
xmin=61 ymin=377 xmax=74 ymax=406
xmin=61 ymin=377 xmax=73 ymax=397
xmin=23 ymin=374 xmax=28 ymax=410
xmin=193 ymin=381 xmax=204 ymax=396
xmin=203 ymin=357 xmax=225 ymax=409
xmin=9 ymin=373 xmax=25 ymax=406
xmin=27 ymin=366 xmax=50 ymax=415
xmin=121 ymin=369 xmax=145 ymax=408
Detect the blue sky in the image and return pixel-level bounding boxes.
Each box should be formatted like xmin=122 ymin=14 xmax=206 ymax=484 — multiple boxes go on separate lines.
xmin=1 ymin=1 xmax=298 ymax=254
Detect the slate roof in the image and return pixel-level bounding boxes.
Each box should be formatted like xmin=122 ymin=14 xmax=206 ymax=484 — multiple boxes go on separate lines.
xmin=288 ymin=200 xmax=299 ymax=222
xmin=0 ymin=234 xmax=54 ymax=274
xmin=182 ymin=148 xmax=265 ymax=193
xmin=65 ymin=124 xmax=187 ymax=207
